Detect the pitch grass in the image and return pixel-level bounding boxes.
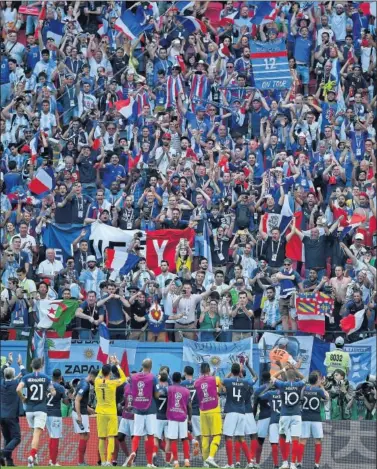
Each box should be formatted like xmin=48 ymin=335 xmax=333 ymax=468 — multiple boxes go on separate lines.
xmin=14 ymin=467 xmax=212 ymax=469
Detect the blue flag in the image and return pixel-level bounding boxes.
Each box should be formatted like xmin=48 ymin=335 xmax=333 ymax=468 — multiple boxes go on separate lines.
xmin=42 ymin=223 xmax=90 ymax=261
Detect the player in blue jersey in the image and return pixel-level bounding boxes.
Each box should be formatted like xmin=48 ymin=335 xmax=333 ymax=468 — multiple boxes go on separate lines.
xmin=46 ymin=369 xmax=69 ymax=466
xmin=253 ymin=371 xmax=272 ymax=468
xmin=73 ymin=369 xmax=99 ymax=465
xmin=271 ymin=365 xmax=306 ymax=469
xmin=258 ymin=381 xmax=283 ymax=469
xmin=154 ymin=372 xmax=169 ymax=465
xmin=222 ymin=363 xmax=253 ymax=469
xmin=181 ymin=366 xmax=201 ymax=457
xmin=16 ymin=358 xmax=56 ymax=468
xmin=242 ymin=360 xmax=259 ymax=467
xmin=297 ymin=372 xmax=328 ymax=469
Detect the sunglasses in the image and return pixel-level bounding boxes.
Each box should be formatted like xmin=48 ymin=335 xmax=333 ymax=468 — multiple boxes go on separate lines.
xmin=226 ymin=66 xmax=233 ymax=69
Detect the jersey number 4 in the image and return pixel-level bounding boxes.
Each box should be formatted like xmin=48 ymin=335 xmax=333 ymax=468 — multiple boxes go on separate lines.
xmin=233 ymin=387 xmax=242 ymax=402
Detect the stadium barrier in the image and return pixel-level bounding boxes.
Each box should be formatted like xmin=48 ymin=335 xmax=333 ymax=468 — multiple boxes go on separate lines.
xmin=12 ymin=417 xmax=376 ymax=468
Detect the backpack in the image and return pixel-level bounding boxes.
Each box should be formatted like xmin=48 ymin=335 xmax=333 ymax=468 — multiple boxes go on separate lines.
xmin=236 ymin=204 xmax=250 ymax=229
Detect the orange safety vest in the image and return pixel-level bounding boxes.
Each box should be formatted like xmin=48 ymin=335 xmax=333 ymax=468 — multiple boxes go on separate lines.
xmin=269 ymin=348 xmax=292 ymax=372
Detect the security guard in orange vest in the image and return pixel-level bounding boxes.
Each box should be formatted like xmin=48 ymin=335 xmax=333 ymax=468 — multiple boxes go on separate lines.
xmin=269 ymin=337 xmax=302 ymax=373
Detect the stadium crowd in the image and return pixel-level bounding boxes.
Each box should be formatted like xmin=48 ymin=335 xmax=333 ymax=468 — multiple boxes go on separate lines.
xmin=0 ymin=0 xmax=377 ymax=346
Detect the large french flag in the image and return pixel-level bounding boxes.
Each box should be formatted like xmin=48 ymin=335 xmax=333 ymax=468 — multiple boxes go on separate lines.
xmin=113 ymin=97 xmax=135 ymax=119
xmin=175 ymin=15 xmax=207 ymax=36
xmin=28 ymin=168 xmax=54 ymax=195
xmin=47 ymin=331 xmax=72 ymax=359
xmin=262 ymin=194 xmax=293 ymax=236
xmin=97 ymin=323 xmax=110 ymax=365
xmin=250 ymin=2 xmax=278 ymax=24
xmin=340 ymin=309 xmax=366 ymax=335
xmin=105 ymin=248 xmax=140 ymax=280
xmin=115 ymin=10 xmax=152 ymax=40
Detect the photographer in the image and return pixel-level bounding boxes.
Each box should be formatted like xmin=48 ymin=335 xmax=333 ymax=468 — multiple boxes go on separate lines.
xmin=324 ymin=369 xmax=354 ymax=420
xmin=352 ymin=380 xmax=377 ymax=420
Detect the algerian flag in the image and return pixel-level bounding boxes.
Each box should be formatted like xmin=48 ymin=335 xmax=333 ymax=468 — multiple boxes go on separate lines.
xmin=37 ymin=299 xmax=79 ymax=337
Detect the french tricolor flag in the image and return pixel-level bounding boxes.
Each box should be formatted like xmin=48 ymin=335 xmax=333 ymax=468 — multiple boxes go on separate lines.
xmin=175 ymin=15 xmax=207 ymax=35
xmin=250 ymin=2 xmax=278 ymax=24
xmin=105 ymin=248 xmax=139 ymax=281
xmin=113 ymin=97 xmax=135 ymax=119
xmin=340 ymin=309 xmax=366 ymax=336
xmin=28 ymin=168 xmax=54 ymax=195
xmin=115 ymin=10 xmax=152 ymax=40
xmin=97 ymin=323 xmax=110 ymax=365
xmin=29 ymin=131 xmax=40 ymax=164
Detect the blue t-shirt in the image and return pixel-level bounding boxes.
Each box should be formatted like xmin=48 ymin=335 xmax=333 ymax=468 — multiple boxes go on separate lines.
xmin=294 ymin=36 xmax=312 ymax=64
xmin=223 ymin=377 xmax=250 ymax=414
xmin=75 ymin=379 xmax=90 ymax=415
xmin=46 ymin=382 xmax=66 ymax=417
xmin=181 ymin=378 xmax=200 ymax=416
xmin=22 ymin=371 xmax=51 ymax=413
xmin=254 ymin=384 xmax=272 ymax=419
xmin=243 ymin=377 xmax=257 ymax=413
xmin=274 ymin=379 xmax=306 ymax=416
xmin=102 ymin=163 xmax=126 ymax=186
xmin=259 ymin=388 xmax=282 ymax=424
xmin=301 ymin=385 xmax=326 ymax=422
xmin=0 ymin=56 xmax=10 ymax=85
xmin=156 ymin=384 xmax=168 ymax=420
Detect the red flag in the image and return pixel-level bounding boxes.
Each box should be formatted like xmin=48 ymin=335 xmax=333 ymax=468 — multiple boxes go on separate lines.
xmin=340 ymin=309 xmax=366 ymax=335
xmin=145 ymin=228 xmax=195 ymax=274
xmin=92 ymin=138 xmax=101 ymax=150
xmin=285 ymin=211 xmax=304 ymax=262
xmin=120 ymin=351 xmax=130 ymax=376
xmin=176 ymin=55 xmax=186 ymax=74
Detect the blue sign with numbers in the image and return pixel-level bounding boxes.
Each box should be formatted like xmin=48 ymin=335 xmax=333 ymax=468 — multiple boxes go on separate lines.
xmin=250 ymin=39 xmax=292 ymax=90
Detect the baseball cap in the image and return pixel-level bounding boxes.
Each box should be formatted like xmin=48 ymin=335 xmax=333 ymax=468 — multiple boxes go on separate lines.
xmin=196 ymin=105 xmax=206 ymax=112
xmin=355 ymin=233 xmax=364 ymax=240
xmin=87 ymin=255 xmax=97 ymax=262
xmin=162 ymin=133 xmax=171 ymax=140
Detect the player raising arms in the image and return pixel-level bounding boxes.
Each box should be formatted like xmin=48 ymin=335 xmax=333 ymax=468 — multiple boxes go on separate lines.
xmin=95 ymin=355 xmax=127 ymax=466
xmin=73 ymin=369 xmax=99 ymax=466
xmin=271 ymin=365 xmax=306 ymax=469
xmin=222 ymin=363 xmax=253 ymax=469
xmin=125 ymin=358 xmax=160 ymax=468
xmin=46 ymin=369 xmax=70 ymax=467
xmin=194 ymin=362 xmax=222 ymax=468
xmin=166 ymin=372 xmax=191 ymax=468
xmin=154 ymin=372 xmax=169 ymax=466
xmin=181 ymin=366 xmax=201 ymax=457
xmin=297 ymin=372 xmax=329 ymax=469
xmin=16 ymin=358 xmax=56 ymax=468
xmin=257 ymin=377 xmax=283 ymax=469
xmin=253 ymin=372 xmax=272 ymax=468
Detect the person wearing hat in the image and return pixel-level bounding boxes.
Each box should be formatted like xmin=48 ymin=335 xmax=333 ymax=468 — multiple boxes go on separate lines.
xmin=350 ymin=233 xmax=368 ymax=260
xmin=324 ymin=336 xmax=350 ymax=376
xmin=79 ymin=255 xmax=107 ymax=297
xmin=155 ymin=132 xmax=177 ymax=174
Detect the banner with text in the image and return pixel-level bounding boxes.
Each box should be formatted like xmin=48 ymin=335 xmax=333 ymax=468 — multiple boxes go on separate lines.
xmin=182 ymin=338 xmax=259 ymax=379
xmin=46 ymin=341 xmax=138 ymax=378
xmin=250 ymin=39 xmax=292 ymax=90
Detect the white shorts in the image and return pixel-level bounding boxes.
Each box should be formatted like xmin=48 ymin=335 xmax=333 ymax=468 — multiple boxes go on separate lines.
xmin=191 ymin=415 xmax=201 ymax=437
xmin=257 ymin=417 xmax=270 ymax=438
xmin=279 ymin=415 xmax=302 ymax=438
xmin=244 ymin=412 xmax=257 ymax=435
xmin=269 ymin=423 xmax=291 ymax=444
xmin=166 ymin=420 xmax=188 ymax=440
xmin=26 ymin=411 xmax=47 ymax=430
xmin=46 ymin=416 xmax=63 ymax=438
xmin=155 ymin=419 xmax=168 ymax=440
xmin=301 ymin=421 xmax=323 ymax=439
xmin=134 ymin=413 xmax=156 ymax=436
xmin=223 ymin=413 xmax=245 ymax=437
xmin=72 ymin=411 xmax=90 ymax=434
xmin=118 ymin=418 xmax=134 ymax=437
